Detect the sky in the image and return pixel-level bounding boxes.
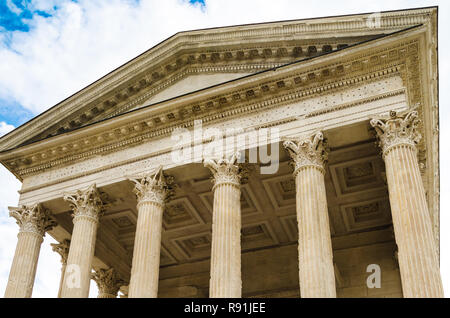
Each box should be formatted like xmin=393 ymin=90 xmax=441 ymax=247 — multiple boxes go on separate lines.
xmin=0 ymin=0 xmax=448 ymax=298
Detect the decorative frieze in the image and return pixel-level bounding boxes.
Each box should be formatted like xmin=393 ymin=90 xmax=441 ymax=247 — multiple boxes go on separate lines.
xmin=9 ymin=204 xmax=57 ymax=237
xmin=8 ymin=38 xmax=419 ymax=177
xmin=0 ymin=8 xmax=433 ymax=155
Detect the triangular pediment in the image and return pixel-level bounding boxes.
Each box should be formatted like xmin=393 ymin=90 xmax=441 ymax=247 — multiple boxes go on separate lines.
xmin=0 ymin=7 xmax=437 ymax=151
xmin=135 ymin=72 xmax=253 ymax=107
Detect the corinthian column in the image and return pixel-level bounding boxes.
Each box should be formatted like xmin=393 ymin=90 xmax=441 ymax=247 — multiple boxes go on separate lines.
xmin=4 ymin=204 xmax=57 ymax=298
xmin=91 ymin=268 xmax=124 ymax=298
xmin=371 ymin=110 xmax=443 ymax=297
xmin=60 ymin=184 xmax=105 ymax=298
xmin=283 ymin=132 xmax=336 ymax=298
xmin=51 ymin=239 xmax=70 ymax=298
xmin=204 ymin=153 xmax=246 ymax=298
xmin=128 ymin=166 xmax=174 ymax=298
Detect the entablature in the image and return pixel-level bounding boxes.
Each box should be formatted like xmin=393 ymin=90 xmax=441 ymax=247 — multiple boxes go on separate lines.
xmin=0 ymin=8 xmax=436 ymax=152
xmin=1 ymin=25 xmax=429 ymax=183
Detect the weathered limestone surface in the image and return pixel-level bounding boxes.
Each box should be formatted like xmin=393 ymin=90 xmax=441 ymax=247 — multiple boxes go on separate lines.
xmin=92 ymin=267 xmax=124 ymax=298
xmin=4 ymin=204 xmax=56 ymax=298
xmin=204 ymin=153 xmax=244 ymax=298
xmin=284 ymin=132 xmax=336 ymax=298
xmin=51 ymin=239 xmax=70 ymax=298
xmin=128 ymin=167 xmax=174 ymax=298
xmin=371 ymin=110 xmax=444 ymax=298
xmin=60 ymin=184 xmax=104 ymax=298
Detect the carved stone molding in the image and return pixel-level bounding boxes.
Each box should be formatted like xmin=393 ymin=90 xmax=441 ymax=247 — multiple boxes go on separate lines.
xmin=9 ymin=204 xmax=57 ymax=237
xmin=203 ymin=152 xmax=249 ymax=189
xmin=91 ymin=268 xmax=125 ymax=298
xmin=0 ymin=8 xmax=432 ymax=154
xmin=370 ymin=110 xmax=421 ymax=157
xmin=7 ymin=36 xmax=422 ymax=178
xmin=50 ymin=239 xmax=71 ymax=265
xmin=63 ymin=184 xmax=106 ymax=222
xmin=283 ymin=131 xmax=327 ymax=176
xmin=130 ymin=166 xmax=176 ymax=207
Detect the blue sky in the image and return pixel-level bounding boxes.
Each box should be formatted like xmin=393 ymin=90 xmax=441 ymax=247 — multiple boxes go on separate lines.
xmin=0 ymin=0 xmax=205 ymax=129
xmin=0 ymin=0 xmax=449 ymax=298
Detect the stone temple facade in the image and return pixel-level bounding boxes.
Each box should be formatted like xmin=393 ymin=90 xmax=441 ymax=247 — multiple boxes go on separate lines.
xmin=0 ymin=7 xmax=442 ymax=298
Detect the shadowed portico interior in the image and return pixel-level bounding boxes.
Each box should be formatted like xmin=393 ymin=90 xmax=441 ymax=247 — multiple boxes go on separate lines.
xmin=45 ymin=121 xmax=400 ymax=297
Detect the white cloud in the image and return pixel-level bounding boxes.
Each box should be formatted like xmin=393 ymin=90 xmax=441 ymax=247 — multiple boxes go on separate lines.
xmin=6 ymin=0 xmax=23 ymax=15
xmin=0 ymin=122 xmax=14 ymax=136
xmin=0 ymin=0 xmax=449 ymax=298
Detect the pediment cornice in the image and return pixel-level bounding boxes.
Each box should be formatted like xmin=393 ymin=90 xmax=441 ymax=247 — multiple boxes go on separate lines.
xmin=0 ymin=8 xmax=436 ymax=152
xmin=0 ymin=23 xmax=433 ymax=182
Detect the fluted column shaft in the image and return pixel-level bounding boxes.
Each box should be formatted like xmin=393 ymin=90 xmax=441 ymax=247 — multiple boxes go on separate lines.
xmin=205 ymin=153 xmax=243 ymax=298
xmin=5 ymin=232 xmax=43 ymax=298
xmin=58 ymin=263 xmax=67 ymax=298
xmin=51 ymin=239 xmax=70 ymax=298
xmin=128 ymin=167 xmax=174 ymax=298
xmin=371 ymin=110 xmax=443 ymax=297
xmin=284 ymin=132 xmax=336 ymax=298
xmin=60 ymin=184 xmax=104 ymax=298
xmin=4 ymin=204 xmax=56 ymax=298
xmin=129 ymin=201 xmax=164 ymax=297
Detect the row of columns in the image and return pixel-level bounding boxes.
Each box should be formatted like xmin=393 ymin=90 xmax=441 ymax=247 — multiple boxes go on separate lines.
xmin=4 ymin=110 xmax=444 ymax=298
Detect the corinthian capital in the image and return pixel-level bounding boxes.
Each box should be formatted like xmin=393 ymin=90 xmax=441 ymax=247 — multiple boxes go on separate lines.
xmin=51 ymin=239 xmax=71 ymax=265
xmin=130 ymin=166 xmax=175 ymax=206
xmin=370 ymin=110 xmax=421 ymax=156
xmin=283 ymin=131 xmax=327 ymax=175
xmin=91 ymin=268 xmax=125 ymax=298
xmin=63 ymin=184 xmax=106 ymax=222
xmin=204 ymin=152 xmax=248 ymax=189
xmin=9 ymin=204 xmax=57 ymax=236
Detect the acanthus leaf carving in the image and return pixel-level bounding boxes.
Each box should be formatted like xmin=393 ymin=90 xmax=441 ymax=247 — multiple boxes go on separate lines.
xmin=370 ymin=109 xmax=421 ymax=157
xmin=203 ymin=152 xmax=249 ymax=189
xmin=9 ymin=204 xmax=57 ymax=236
xmin=91 ymin=267 xmax=125 ymax=298
xmin=50 ymin=239 xmax=71 ymax=265
xmin=130 ymin=165 xmax=176 ymax=206
xmin=283 ymin=131 xmax=327 ymax=176
xmin=63 ymin=184 xmax=106 ymax=222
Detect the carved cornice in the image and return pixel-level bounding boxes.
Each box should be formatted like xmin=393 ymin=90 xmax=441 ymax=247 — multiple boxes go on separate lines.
xmin=9 ymin=204 xmax=57 ymax=237
xmin=91 ymin=268 xmax=125 ymax=298
xmin=51 ymin=239 xmax=70 ymax=265
xmin=370 ymin=110 xmax=421 ymax=157
xmin=2 ymin=30 xmax=428 ymax=183
xmin=63 ymin=184 xmax=106 ymax=222
xmin=204 ymin=152 xmax=248 ymax=189
xmin=283 ymin=131 xmax=328 ymax=176
xmin=0 ymin=8 xmax=433 ymax=152
xmin=130 ymin=166 xmax=175 ymax=207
